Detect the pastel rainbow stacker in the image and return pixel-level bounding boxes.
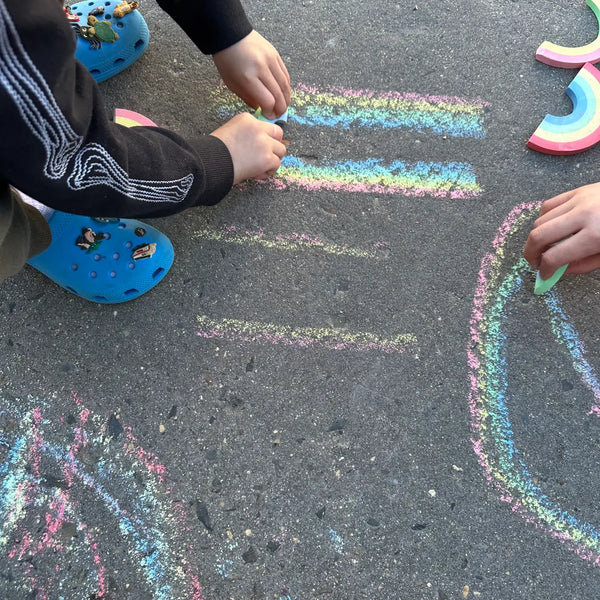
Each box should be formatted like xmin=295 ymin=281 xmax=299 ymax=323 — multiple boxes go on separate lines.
xmin=527 ymin=62 xmax=600 ymax=155
xmin=536 ymin=0 xmax=600 ymax=68
xmin=113 ymin=108 xmax=158 ymax=127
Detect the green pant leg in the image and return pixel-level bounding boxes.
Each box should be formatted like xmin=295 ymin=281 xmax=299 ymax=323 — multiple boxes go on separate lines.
xmin=0 ymin=180 xmax=52 ymax=281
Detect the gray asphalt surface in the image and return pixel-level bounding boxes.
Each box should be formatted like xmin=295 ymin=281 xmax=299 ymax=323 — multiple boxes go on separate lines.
xmin=3 ymin=1 xmax=600 ymax=598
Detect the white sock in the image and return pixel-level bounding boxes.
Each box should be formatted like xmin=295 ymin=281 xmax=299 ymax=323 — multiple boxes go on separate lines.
xmin=16 ymin=189 xmax=55 ymax=221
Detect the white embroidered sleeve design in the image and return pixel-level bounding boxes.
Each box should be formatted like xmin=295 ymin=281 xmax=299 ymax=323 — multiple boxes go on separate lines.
xmin=0 ymin=1 xmax=193 ymax=204
xmin=69 ymin=144 xmax=194 ymax=203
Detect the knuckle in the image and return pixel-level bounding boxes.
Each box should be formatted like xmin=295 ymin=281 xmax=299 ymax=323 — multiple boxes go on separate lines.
xmin=580 ymin=204 xmax=600 ymax=223
xmin=527 ymin=227 xmax=546 ymax=247
xmin=588 ymin=226 xmax=600 ymax=245
xmin=540 ymin=255 xmax=559 ymax=274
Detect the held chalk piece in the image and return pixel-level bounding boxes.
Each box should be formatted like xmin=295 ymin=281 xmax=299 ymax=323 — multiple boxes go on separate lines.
xmin=534 ymin=264 xmax=569 ymax=295
xmin=255 ymin=107 xmax=289 ymax=125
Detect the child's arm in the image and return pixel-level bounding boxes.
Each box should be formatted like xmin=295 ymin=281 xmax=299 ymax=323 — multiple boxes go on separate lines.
xmin=155 ymin=0 xmax=253 ymax=55
xmin=524 ymin=183 xmax=600 ymax=278
xmin=0 ymin=0 xmax=285 ymax=220
xmin=156 ymin=0 xmax=291 ymax=119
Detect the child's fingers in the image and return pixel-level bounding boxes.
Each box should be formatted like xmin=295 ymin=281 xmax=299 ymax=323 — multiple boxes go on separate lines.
xmin=258 ymin=71 xmax=287 ymax=119
xmin=566 ymin=253 xmax=600 ymax=274
xmin=539 ymin=188 xmax=577 ymax=216
xmin=533 ymin=197 xmax=575 ymax=228
xmin=265 ymin=139 xmax=287 ymax=176
xmin=537 ymin=241 xmax=573 ymax=279
xmin=257 ymin=122 xmax=285 ymax=152
xmin=523 ymin=236 xmax=551 ymax=270
xmin=272 ymin=139 xmax=287 ymax=160
xmin=278 ymin=57 xmax=291 ymax=97
xmin=233 ymin=89 xmax=259 ymax=111
xmin=270 ymin=123 xmax=284 ymax=141
xmin=244 ymin=81 xmax=275 ymax=119
xmin=255 ymin=156 xmax=282 ymax=180
xmin=537 ymin=230 xmax=589 ymax=278
xmin=278 ymin=55 xmax=290 ymax=85
xmin=265 ymin=126 xmax=286 ymax=161
xmin=524 ymin=215 xmax=580 ymax=267
xmin=259 ymin=126 xmax=286 ymax=169
xmin=274 ymin=58 xmax=291 ymax=105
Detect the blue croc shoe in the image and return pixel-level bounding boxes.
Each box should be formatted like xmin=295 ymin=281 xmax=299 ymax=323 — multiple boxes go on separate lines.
xmin=70 ymin=0 xmax=149 ymax=82
xmin=27 ymin=211 xmax=174 ymax=303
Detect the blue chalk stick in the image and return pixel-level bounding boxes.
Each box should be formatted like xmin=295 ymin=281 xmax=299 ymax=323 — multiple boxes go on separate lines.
xmin=255 ymin=107 xmax=288 ymax=124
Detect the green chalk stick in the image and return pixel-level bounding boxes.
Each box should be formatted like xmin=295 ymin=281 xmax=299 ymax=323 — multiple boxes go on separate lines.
xmin=534 ymin=263 xmax=568 ymax=295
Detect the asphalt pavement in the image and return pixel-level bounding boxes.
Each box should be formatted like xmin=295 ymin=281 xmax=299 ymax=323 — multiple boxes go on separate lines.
xmin=3 ymin=1 xmax=600 ymax=598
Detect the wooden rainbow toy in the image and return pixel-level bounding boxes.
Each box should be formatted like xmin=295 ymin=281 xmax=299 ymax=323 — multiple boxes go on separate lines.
xmin=527 ymin=62 xmax=600 ymax=155
xmin=113 ymin=108 xmax=157 ymax=128
xmin=536 ymin=0 xmax=600 ymax=68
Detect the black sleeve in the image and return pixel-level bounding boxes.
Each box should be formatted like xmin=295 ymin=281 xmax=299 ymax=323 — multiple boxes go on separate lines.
xmin=0 ymin=0 xmax=234 ymax=219
xmin=156 ymin=0 xmax=253 ymax=54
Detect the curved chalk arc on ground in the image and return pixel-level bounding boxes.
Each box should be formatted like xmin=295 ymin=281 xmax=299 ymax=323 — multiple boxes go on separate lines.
xmin=536 ymin=0 xmax=600 ymax=67
xmin=469 ymin=202 xmax=600 ymax=566
xmin=527 ymin=62 xmax=600 ymax=155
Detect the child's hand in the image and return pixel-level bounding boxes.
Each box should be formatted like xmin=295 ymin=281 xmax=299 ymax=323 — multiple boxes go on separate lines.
xmin=210 ymin=113 xmax=286 ymax=184
xmin=524 ymin=183 xmax=600 ymax=278
xmin=212 ymin=30 xmax=291 ymax=121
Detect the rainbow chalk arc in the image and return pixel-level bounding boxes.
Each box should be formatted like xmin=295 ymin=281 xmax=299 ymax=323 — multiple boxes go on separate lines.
xmin=469 ymin=202 xmax=600 ymax=566
xmin=527 ymin=62 xmax=600 ymax=155
xmin=536 ymin=0 xmax=600 ymax=68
